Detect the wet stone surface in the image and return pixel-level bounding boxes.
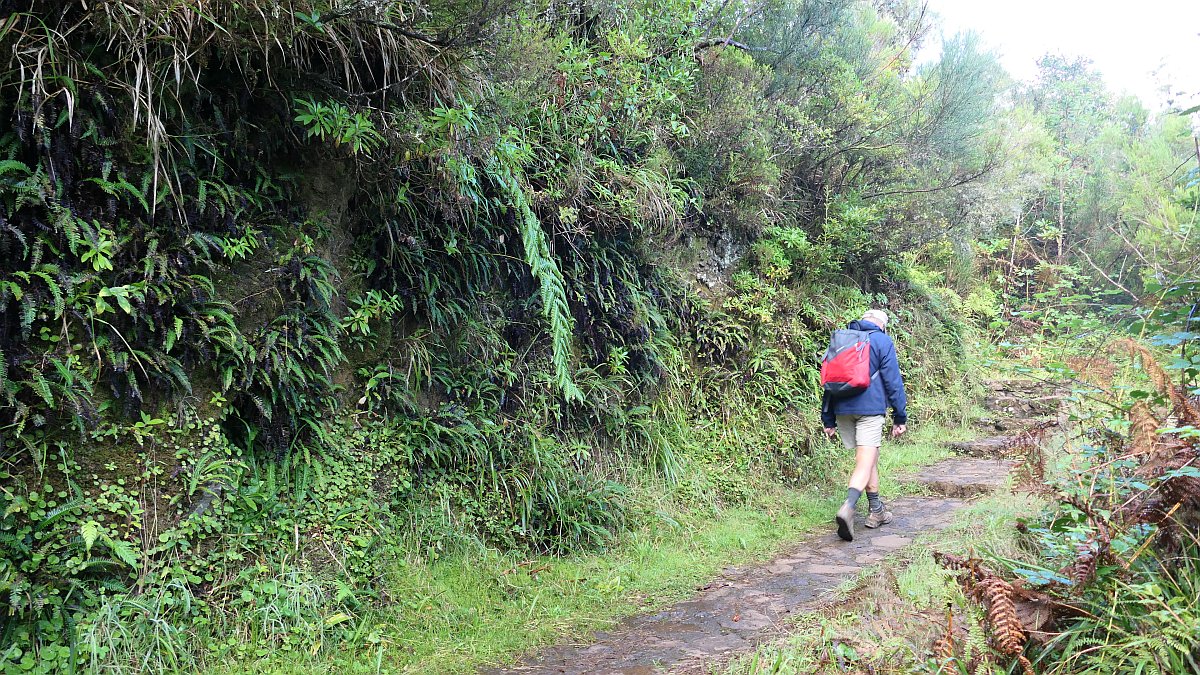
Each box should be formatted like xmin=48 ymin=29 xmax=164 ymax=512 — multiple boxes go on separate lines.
xmin=981 ymin=379 xmax=1066 ymax=421
xmin=973 ymin=417 xmax=1041 ymax=434
xmin=948 ymin=435 xmax=1014 ymax=457
xmin=912 ymin=457 xmax=1015 ymax=498
xmin=486 ymin=494 xmax=966 ymax=675
xmin=486 ymin=383 xmax=1058 ymax=675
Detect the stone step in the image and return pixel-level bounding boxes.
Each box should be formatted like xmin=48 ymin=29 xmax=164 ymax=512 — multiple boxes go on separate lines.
xmin=973 ymin=417 xmax=1050 ymax=434
xmin=985 ymin=393 xmax=1064 ymax=404
xmin=984 ymin=394 xmax=1063 ymax=418
xmin=947 ymin=435 xmax=1013 ymax=457
xmin=911 ymin=457 xmax=1015 ymax=498
xmin=983 ymin=378 xmax=1064 ymax=395
xmin=980 ymin=379 xmax=1067 ymax=423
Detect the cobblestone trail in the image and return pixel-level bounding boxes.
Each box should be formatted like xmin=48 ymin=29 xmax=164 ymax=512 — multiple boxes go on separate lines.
xmin=486 ymin=380 xmax=1056 ymax=674
xmin=489 ymin=494 xmax=968 ymax=675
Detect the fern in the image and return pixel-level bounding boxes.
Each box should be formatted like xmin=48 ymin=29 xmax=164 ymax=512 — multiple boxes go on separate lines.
xmin=80 ymin=521 xmax=101 ymax=554
xmin=100 ymin=534 xmax=139 ymax=568
xmin=35 ymin=497 xmax=83 ymax=531
xmin=74 ymin=557 xmax=124 ymax=573
xmin=29 ymin=371 xmax=54 ymax=407
xmin=492 ymin=163 xmax=582 ymax=401
xmin=0 ymin=158 xmax=32 ymax=177
xmin=0 ymin=347 xmax=8 ymax=401
xmin=32 ymin=266 xmax=65 ymax=319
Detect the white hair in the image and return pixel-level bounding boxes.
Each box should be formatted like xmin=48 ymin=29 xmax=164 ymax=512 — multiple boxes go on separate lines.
xmin=862 ymin=309 xmax=889 ymax=328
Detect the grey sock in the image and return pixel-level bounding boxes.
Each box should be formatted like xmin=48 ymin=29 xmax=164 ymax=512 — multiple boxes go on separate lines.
xmin=846 ymin=487 xmax=862 ymax=507
xmin=867 ymin=491 xmax=884 ymax=512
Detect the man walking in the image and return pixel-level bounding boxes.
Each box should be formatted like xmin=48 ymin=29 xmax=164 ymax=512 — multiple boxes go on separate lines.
xmin=821 ymin=309 xmax=908 ymax=542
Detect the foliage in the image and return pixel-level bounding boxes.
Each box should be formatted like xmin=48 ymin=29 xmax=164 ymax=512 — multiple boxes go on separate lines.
xmin=0 ymin=0 xmax=1109 ymax=671
xmin=934 ymin=291 xmax=1200 ymax=675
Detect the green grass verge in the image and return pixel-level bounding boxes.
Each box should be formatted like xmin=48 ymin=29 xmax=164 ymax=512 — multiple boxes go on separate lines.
xmin=207 ymin=422 xmax=970 ymax=674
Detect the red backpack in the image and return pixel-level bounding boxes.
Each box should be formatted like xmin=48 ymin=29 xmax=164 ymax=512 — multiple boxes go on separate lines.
xmin=820 ymin=329 xmax=875 ymax=399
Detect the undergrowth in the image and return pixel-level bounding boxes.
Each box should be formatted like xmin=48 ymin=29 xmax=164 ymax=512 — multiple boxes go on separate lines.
xmin=1 ymin=1 xmax=993 ymax=672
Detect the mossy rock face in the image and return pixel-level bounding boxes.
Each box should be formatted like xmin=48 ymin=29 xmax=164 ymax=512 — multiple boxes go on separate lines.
xmin=296 ymin=161 xmax=356 ymax=236
xmin=683 ymin=229 xmax=750 ymax=299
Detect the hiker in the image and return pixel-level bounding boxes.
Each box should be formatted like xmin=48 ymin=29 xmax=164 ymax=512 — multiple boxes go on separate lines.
xmin=820 ymin=309 xmax=908 ymax=542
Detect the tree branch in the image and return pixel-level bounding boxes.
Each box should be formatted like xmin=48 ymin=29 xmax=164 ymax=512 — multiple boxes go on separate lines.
xmin=860 ymin=164 xmax=992 ymax=200
xmin=1078 ymin=248 xmax=1136 ymax=298
xmin=354 ymin=18 xmax=453 ymax=47
xmin=694 ymin=37 xmax=777 ymax=54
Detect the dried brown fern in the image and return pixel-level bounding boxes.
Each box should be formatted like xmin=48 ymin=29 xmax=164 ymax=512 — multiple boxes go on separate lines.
xmin=1112 ymin=338 xmax=1200 ymax=426
xmin=971 ymin=577 xmax=1033 ymax=674
xmin=1064 ymin=355 xmax=1117 ymax=385
xmin=1007 ymin=421 xmax=1056 ymax=492
xmin=935 ymin=551 xmax=984 ymax=578
xmin=1113 ymin=337 xmax=1172 ymax=393
xmin=1140 ymin=447 xmax=1200 ymax=551
xmin=931 ymin=603 xmax=958 ymax=673
xmin=1125 ymin=399 xmax=1187 ymax=477
xmin=1075 ymin=548 xmax=1101 ymax=589
xmin=1056 ymin=495 xmax=1114 ymax=586
xmin=934 ymin=553 xmax=1035 ymax=675
xmin=1128 ymin=400 xmax=1160 ymax=457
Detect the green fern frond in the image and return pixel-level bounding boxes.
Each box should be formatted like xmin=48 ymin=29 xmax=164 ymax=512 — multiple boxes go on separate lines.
xmin=75 ymin=557 xmax=124 ymax=572
xmin=493 ymin=165 xmax=582 ymax=401
xmin=100 ymin=534 xmax=140 ymax=567
xmin=29 ymin=372 xmax=54 ymax=407
xmin=0 ymin=158 xmax=32 ymax=177
xmin=80 ymin=520 xmax=101 ymax=553
xmin=35 ymin=497 xmax=83 ymax=531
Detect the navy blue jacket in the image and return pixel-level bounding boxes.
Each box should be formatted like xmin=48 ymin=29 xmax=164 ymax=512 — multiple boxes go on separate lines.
xmin=820 ymin=320 xmax=908 ymax=427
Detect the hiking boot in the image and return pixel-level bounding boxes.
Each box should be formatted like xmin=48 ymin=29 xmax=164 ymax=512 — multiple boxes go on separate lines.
xmin=865 ymin=508 xmax=893 ymax=529
xmin=835 ymin=500 xmax=856 ymax=542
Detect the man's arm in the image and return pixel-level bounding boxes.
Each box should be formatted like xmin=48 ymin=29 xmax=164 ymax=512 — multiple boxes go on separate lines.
xmin=820 ymin=390 xmax=836 ymax=429
xmin=879 ymin=341 xmax=908 ymax=425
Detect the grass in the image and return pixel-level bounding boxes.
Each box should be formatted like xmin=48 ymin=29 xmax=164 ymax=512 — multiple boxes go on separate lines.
xmin=204 ymin=421 xmax=971 ymax=674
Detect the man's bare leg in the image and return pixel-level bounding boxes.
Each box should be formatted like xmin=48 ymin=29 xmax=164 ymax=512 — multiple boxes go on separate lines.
xmin=848 ymin=445 xmax=879 ymax=491
xmin=837 ymin=445 xmax=879 ymax=541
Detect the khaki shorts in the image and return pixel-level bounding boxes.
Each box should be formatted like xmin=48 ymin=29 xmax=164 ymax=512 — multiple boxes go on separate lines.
xmin=835 ymin=414 xmax=886 ymax=449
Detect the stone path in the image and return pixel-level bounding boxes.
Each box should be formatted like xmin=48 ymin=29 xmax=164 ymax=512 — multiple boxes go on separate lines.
xmin=915 ymin=457 xmax=1015 ymax=498
xmin=488 ymin=494 xmax=969 ymax=675
xmin=485 ymin=380 xmax=1058 ymax=675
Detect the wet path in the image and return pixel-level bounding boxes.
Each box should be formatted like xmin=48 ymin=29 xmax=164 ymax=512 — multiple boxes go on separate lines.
xmin=488 ymin=462 xmax=1004 ymax=675
xmin=486 ymin=381 xmax=1058 ymax=675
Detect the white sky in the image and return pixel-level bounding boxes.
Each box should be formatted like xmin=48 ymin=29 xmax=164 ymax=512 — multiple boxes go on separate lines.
xmin=921 ymin=0 xmax=1200 ymax=110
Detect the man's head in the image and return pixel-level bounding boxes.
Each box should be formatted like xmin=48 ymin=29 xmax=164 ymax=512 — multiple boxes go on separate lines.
xmin=861 ymin=309 xmax=889 ymax=330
